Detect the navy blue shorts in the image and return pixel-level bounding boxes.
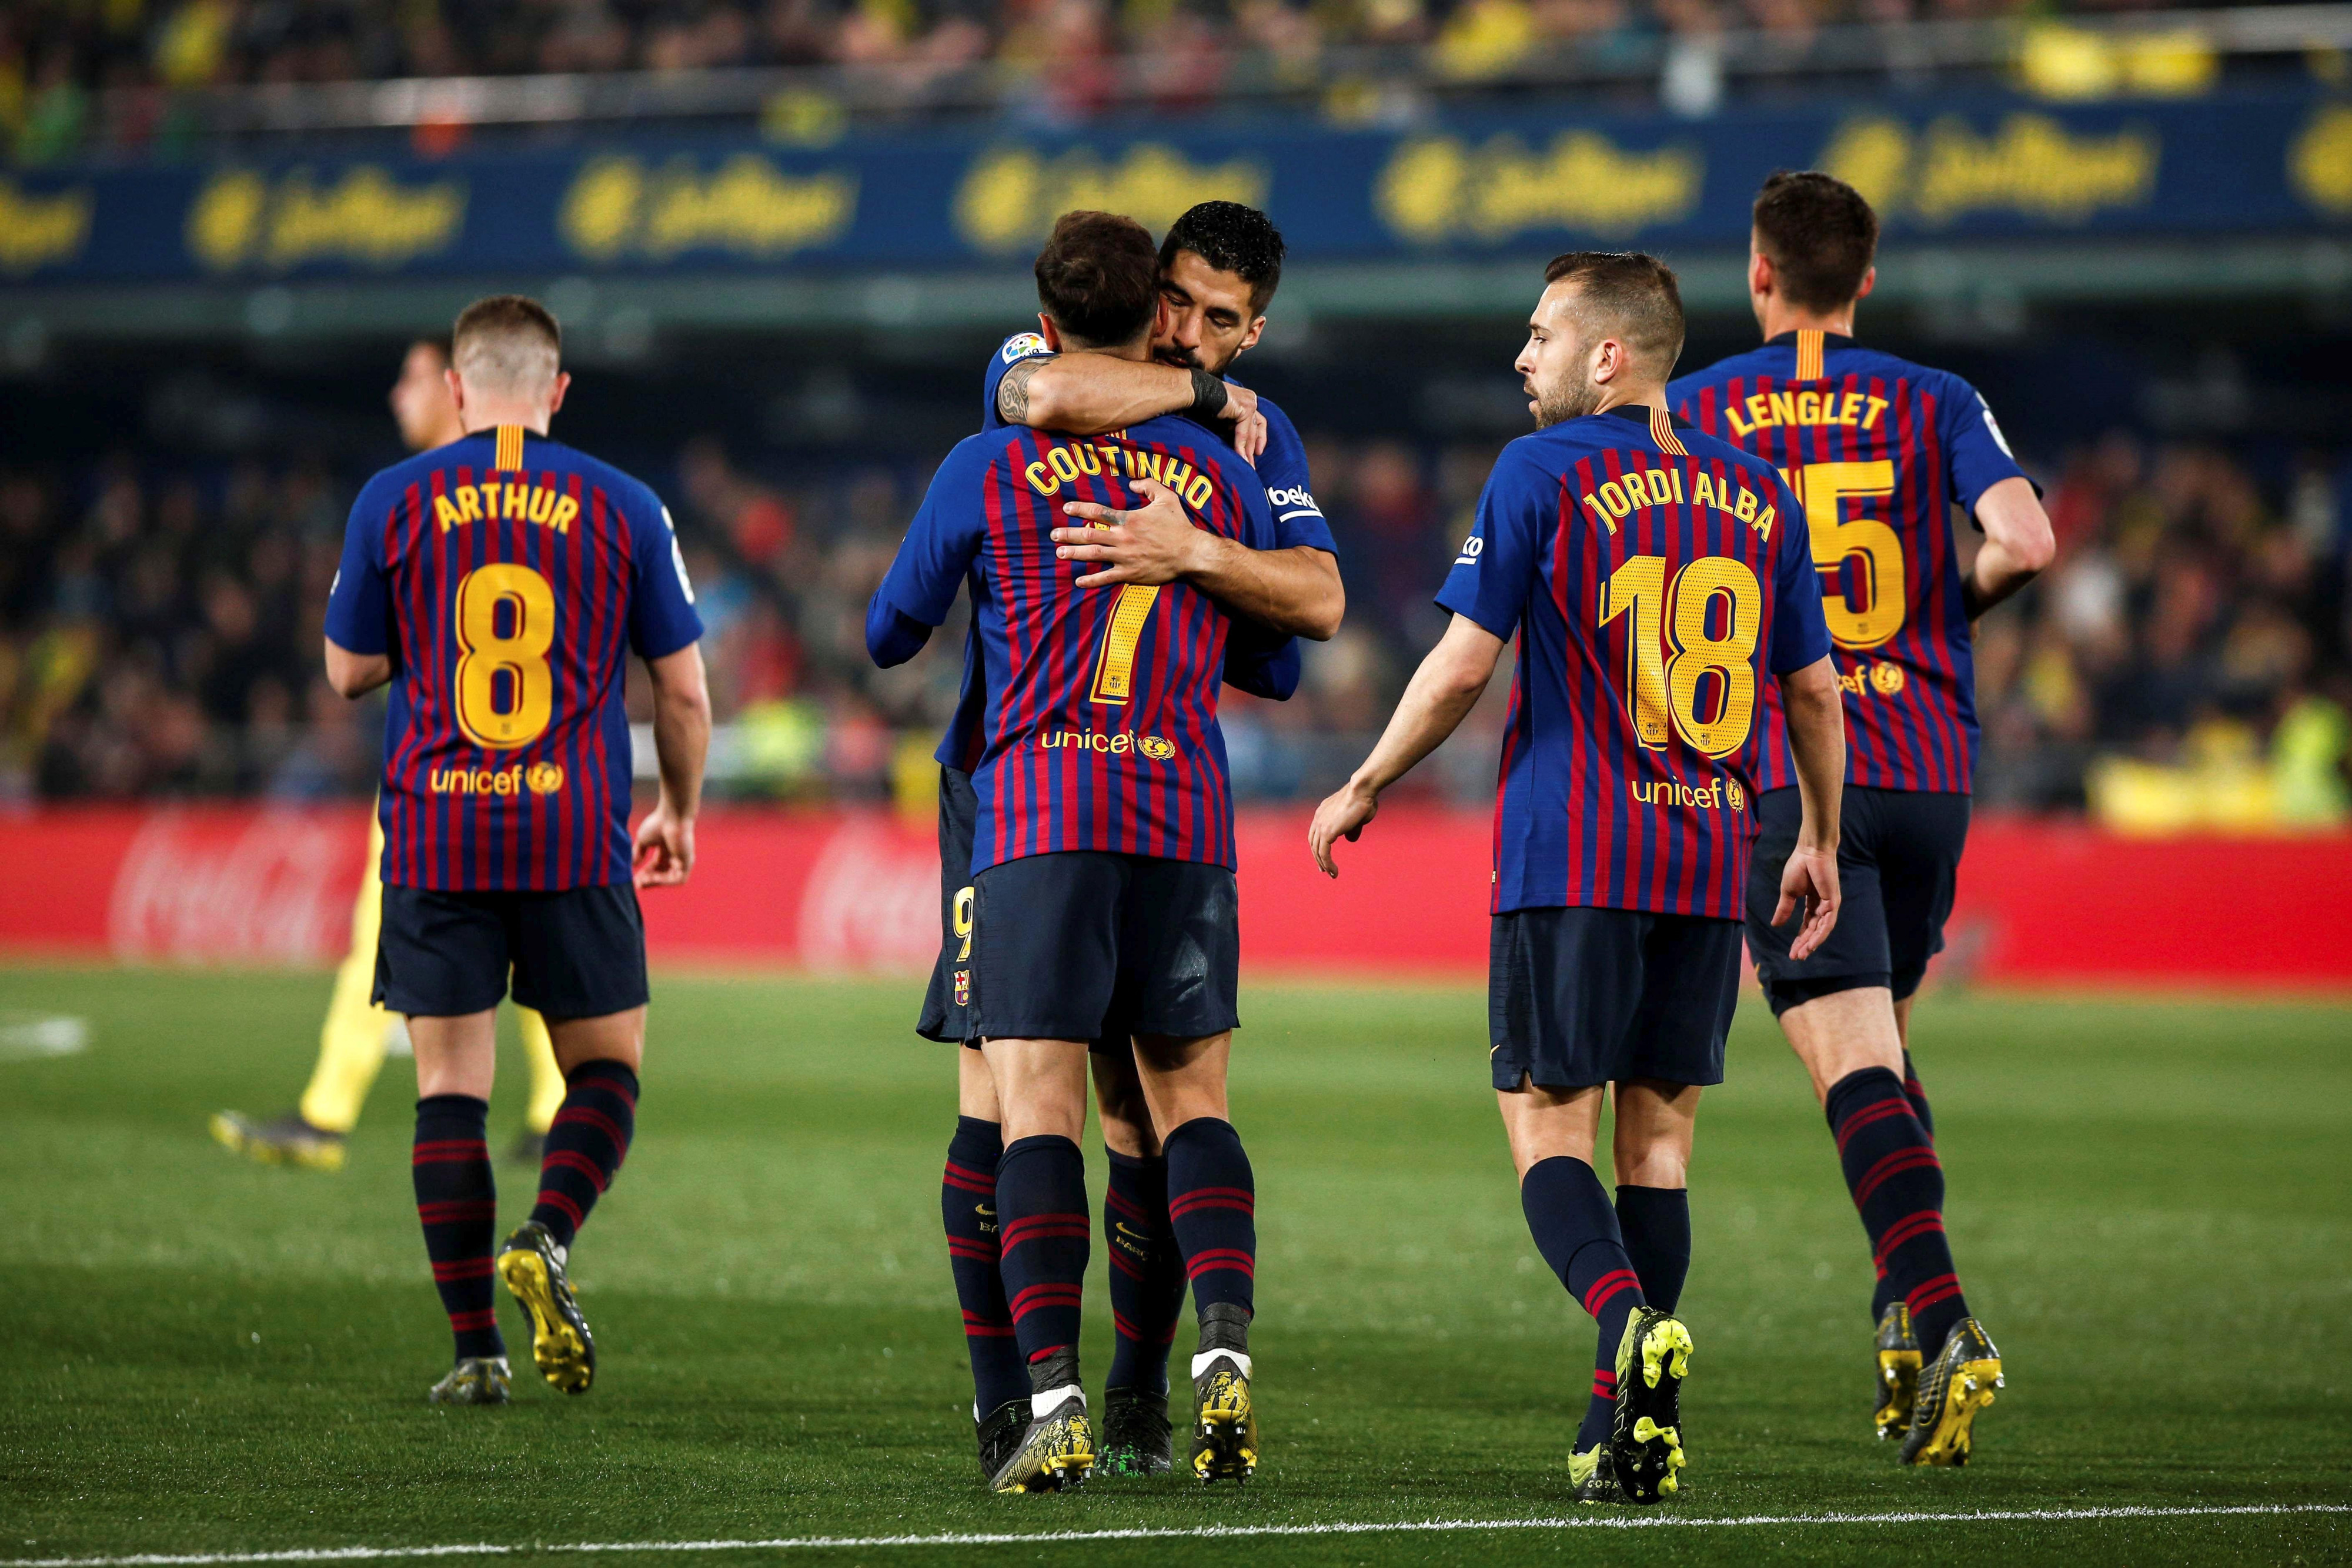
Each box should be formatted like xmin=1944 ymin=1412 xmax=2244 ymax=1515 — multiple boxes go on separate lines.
xmin=970 ymin=851 xmax=1240 ymax=1044
xmin=373 ymin=882 xmax=647 ymax=1020
xmin=917 ymin=767 xmax=980 ymax=1045
xmin=1744 ymin=786 xmax=1970 ymax=1016
xmin=1489 ymin=907 xmax=1741 ymax=1092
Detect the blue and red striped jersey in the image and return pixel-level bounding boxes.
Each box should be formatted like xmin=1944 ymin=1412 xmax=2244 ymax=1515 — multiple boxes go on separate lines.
xmin=1436 ymin=404 xmax=1830 ymax=919
xmin=936 ymin=333 xmax=1326 ymax=773
xmin=878 ymin=413 xmax=1280 ymax=873
xmin=325 ymin=425 xmax=703 ymax=890
xmin=1669 ymin=330 xmax=2027 ymax=794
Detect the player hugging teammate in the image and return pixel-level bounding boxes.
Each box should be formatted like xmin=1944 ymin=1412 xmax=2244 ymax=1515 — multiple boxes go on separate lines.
xmin=869 ymin=208 xmax=1341 ymax=1492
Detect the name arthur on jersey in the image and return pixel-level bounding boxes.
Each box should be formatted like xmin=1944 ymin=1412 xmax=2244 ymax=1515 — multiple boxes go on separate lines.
xmin=432 ymin=479 xmax=580 ymax=534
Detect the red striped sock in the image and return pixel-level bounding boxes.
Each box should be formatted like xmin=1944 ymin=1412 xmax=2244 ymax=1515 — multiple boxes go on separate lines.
xmin=1522 ymin=1156 xmax=1646 ymax=1453
xmin=995 ymin=1134 xmax=1089 ymax=1370
xmin=943 ymin=1116 xmax=1027 ymax=1417
xmin=1165 ymin=1118 xmax=1255 ymax=1322
xmin=414 ymin=1094 xmax=503 ymax=1363
xmin=1828 ymin=1066 xmax=1968 ymax=1356
xmin=529 ymin=1060 xmax=637 ymax=1250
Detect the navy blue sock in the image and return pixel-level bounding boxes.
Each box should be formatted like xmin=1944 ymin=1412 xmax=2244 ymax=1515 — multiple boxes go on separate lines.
xmin=1522 ymin=1156 xmax=1646 ymax=1453
xmin=413 ymin=1095 xmax=503 ymax=1363
xmin=529 ymin=1060 xmax=637 ymax=1250
xmin=1104 ymin=1149 xmax=1182 ymax=1395
xmin=1828 ymin=1066 xmax=1967 ymax=1357
xmin=943 ymin=1117 xmax=1027 ymax=1418
xmin=995 ymin=1134 xmax=1089 ymax=1376
xmin=1165 ymin=1118 xmax=1255 ymax=1323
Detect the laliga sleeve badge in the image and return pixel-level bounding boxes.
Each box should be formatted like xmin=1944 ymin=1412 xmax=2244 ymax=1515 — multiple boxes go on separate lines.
xmin=1001 ymin=332 xmax=1048 ymax=364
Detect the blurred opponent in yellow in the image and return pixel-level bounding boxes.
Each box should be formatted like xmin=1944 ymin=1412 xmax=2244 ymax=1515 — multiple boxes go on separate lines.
xmin=209 ymin=340 xmax=564 ymax=1171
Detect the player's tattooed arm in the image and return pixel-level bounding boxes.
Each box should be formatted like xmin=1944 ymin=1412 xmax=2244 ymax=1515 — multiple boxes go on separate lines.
xmin=996 ymin=356 xmax=1048 ymax=425
xmin=1002 ymin=353 xmax=1259 ymax=445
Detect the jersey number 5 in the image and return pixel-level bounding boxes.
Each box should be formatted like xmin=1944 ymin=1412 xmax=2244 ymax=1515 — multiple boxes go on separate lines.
xmin=454 ymin=562 xmax=555 ymax=749
xmin=1791 ymin=460 xmax=1903 ymax=650
xmin=1601 ymin=555 xmax=1762 ymax=758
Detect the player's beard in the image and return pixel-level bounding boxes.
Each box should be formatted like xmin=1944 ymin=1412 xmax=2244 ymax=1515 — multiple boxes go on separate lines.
xmin=1532 ymin=363 xmax=1602 ymax=429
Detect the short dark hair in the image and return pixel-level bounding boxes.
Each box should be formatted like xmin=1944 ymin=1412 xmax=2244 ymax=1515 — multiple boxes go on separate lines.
xmin=1159 ymin=200 xmax=1287 ymax=314
xmin=1034 ymin=210 xmax=1161 ymax=349
xmin=1542 ymin=251 xmax=1685 ymax=379
xmin=1752 ymin=170 xmax=1878 ymax=312
xmin=451 ymin=295 xmax=561 ymax=389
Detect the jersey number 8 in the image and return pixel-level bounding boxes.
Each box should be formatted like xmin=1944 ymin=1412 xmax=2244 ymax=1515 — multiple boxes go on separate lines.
xmin=1601 ymin=554 xmax=1762 ymax=758
xmin=454 ymin=562 xmax=556 ymax=750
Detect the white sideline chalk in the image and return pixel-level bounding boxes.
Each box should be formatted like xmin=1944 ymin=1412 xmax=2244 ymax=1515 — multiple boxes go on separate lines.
xmin=7 ymin=1503 xmax=2346 ymax=1565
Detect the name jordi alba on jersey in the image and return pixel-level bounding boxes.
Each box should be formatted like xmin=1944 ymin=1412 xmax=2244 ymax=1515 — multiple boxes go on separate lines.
xmin=1436 ymin=406 xmax=1827 ymax=920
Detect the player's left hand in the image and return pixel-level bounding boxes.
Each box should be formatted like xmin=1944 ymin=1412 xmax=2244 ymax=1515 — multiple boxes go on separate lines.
xmin=1052 ymin=479 xmax=1209 ymax=589
xmin=633 ymin=802 xmax=696 ymax=888
xmin=1308 ymin=780 xmax=1379 ymax=878
xmin=1773 ymin=842 xmax=1840 ymax=960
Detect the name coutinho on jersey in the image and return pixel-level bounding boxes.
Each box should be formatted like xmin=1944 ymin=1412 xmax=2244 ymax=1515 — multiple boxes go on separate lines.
xmin=1579 ymin=464 xmax=1777 ymax=540
xmin=1720 ymin=389 xmax=1890 ymax=440
xmin=430 ymin=480 xmax=581 ymax=534
xmin=1021 ymin=440 xmax=1217 ymax=511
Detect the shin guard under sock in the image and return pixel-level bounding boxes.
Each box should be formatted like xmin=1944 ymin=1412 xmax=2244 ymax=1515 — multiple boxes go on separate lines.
xmin=995 ymin=1134 xmax=1089 ymax=1369
xmin=529 ymin=1059 xmax=637 ymax=1249
xmin=1104 ymin=1148 xmax=1183 ymax=1395
xmin=1522 ymin=1156 xmax=1647 ymax=1453
xmin=1872 ymin=1051 xmax=1937 ymax=1322
xmin=1828 ymin=1066 xmax=1967 ymax=1356
xmin=943 ymin=1117 xmax=1028 ymax=1417
xmin=414 ymin=1094 xmax=503 ymax=1362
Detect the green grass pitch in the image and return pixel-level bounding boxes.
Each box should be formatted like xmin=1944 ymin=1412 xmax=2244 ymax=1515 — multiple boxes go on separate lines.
xmin=1 ymin=966 xmax=2347 ymax=1567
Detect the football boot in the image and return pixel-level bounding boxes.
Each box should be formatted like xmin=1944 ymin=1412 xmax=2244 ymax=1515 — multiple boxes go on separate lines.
xmin=975 ymin=1398 xmax=1030 ymax=1482
xmin=210 ymin=1111 xmax=346 ymax=1172
xmin=427 ymin=1356 xmax=510 ymax=1406
xmin=1098 ymin=1386 xmax=1175 ymax=1477
xmin=496 ymin=1221 xmax=596 ymax=1394
xmin=989 ymin=1392 xmax=1095 ymax=1493
xmin=1610 ymin=1307 xmax=1693 ymax=1503
xmin=1568 ymin=1443 xmax=1622 ymax=1504
xmin=1873 ymin=1301 xmax=1924 ymax=1440
xmin=1900 ymin=1317 xmax=2002 ymax=1467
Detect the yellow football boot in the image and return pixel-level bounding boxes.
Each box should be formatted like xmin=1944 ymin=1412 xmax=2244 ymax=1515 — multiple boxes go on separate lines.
xmin=1873 ymin=1302 xmax=1923 ymax=1440
xmin=1900 ymin=1318 xmax=2003 ymax=1466
xmin=1611 ymin=1307 xmax=1693 ymax=1503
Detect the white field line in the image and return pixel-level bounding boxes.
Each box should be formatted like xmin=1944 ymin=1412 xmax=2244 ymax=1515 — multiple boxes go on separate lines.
xmin=6 ymin=1503 xmax=2346 ymax=1566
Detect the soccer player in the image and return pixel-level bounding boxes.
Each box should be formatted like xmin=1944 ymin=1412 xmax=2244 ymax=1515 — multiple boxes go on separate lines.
xmin=1668 ymin=172 xmax=2054 ymax=1466
xmin=212 ymin=339 xmax=567 ymax=1172
xmin=917 ymin=201 xmax=1339 ymax=1482
xmin=1309 ymin=252 xmax=1846 ymax=1505
xmin=871 ymin=211 xmax=1315 ymax=1492
xmin=322 ymin=297 xmax=710 ymax=1406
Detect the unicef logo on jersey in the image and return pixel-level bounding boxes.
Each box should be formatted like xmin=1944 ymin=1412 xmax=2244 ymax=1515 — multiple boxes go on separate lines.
xmin=1040 ymin=729 xmax=1175 ymax=760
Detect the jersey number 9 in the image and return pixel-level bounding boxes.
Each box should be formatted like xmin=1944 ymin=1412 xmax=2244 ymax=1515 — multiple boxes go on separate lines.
xmin=454 ymin=563 xmax=556 ymax=750
xmin=1601 ymin=554 xmax=1762 ymax=758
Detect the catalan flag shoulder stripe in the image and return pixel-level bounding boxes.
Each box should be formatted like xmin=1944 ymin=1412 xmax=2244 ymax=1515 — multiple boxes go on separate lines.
xmin=494 ymin=424 xmax=526 ymax=473
xmin=1649 ymin=405 xmax=1689 ymax=457
xmin=1794 ymin=329 xmax=1825 ymax=382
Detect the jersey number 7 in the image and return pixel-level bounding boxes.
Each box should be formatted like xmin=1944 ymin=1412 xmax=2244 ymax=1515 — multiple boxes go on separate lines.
xmin=1600 ymin=554 xmax=1760 ymax=758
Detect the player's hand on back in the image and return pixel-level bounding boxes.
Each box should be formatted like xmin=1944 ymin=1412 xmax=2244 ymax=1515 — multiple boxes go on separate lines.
xmin=632 ymin=801 xmax=696 ymax=888
xmin=1307 ymin=780 xmax=1379 ymax=879
xmin=1053 ymin=479 xmax=1211 ymax=589
xmin=1213 ymin=384 xmax=1266 ymax=465
xmin=1773 ymin=842 xmax=1840 ymax=961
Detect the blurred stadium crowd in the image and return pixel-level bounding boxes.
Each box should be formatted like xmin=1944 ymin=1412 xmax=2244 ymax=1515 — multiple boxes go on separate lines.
xmin=0 ymin=0 xmax=2229 ymax=161
xmin=2 ymin=419 xmax=2347 ymax=827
